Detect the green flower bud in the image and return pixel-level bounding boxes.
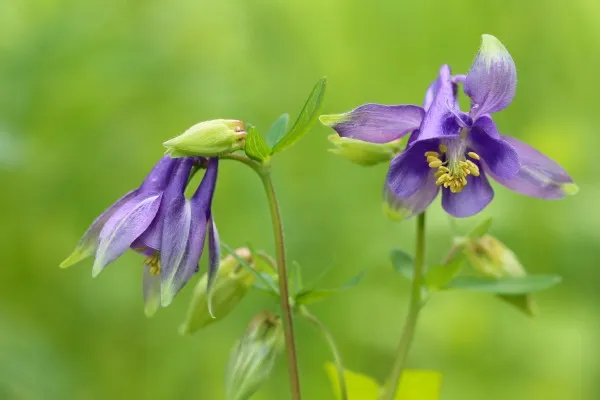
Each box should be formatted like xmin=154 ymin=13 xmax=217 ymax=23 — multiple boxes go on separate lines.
xmin=464 ymin=234 xmax=525 ymax=278
xmin=179 ymin=248 xmax=255 ymax=335
xmin=163 ymin=119 xmax=247 ymax=157
xmin=464 ymin=234 xmax=537 ymax=316
xmin=327 ymin=134 xmax=403 ymax=166
xmin=225 ymin=312 xmax=283 ymax=400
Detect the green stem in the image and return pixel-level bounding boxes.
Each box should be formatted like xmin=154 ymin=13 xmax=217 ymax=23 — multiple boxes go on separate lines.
xmin=299 ymin=306 xmax=348 ymax=400
xmin=380 ymin=212 xmax=427 ymax=400
xmin=222 ymin=154 xmax=302 ymax=400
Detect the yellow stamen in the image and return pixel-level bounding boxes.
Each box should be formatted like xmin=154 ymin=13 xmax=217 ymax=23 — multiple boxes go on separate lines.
xmin=144 ymin=253 xmax=161 ymax=276
xmin=468 ymin=151 xmax=480 ymax=160
xmin=425 ymin=147 xmax=478 ymax=193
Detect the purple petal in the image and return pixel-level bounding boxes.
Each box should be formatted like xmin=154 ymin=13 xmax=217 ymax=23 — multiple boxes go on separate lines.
xmin=206 ymin=215 xmax=220 ymax=291
xmin=387 ymin=139 xmax=438 ymax=198
xmin=469 ymin=116 xmax=520 ymax=179
xmin=143 ymin=264 xmax=161 ymax=317
xmin=206 ymin=215 xmax=221 ymax=317
xmin=320 ymin=104 xmax=424 ymax=144
xmin=159 ymin=160 xmax=197 ymax=305
xmin=92 ymin=193 xmax=163 ymax=277
xmin=486 ymin=136 xmax=577 ymax=199
xmin=423 ymin=79 xmax=441 ymax=111
xmin=191 ymin=158 xmax=219 ymax=207
xmin=416 ymin=65 xmax=461 ymax=142
xmin=139 ymin=155 xmax=180 ymax=193
xmin=452 ymin=74 xmax=466 ymax=84
xmin=134 ymin=158 xmax=191 ymax=251
xmin=423 ymin=65 xmax=460 ymax=111
xmin=442 ymin=171 xmax=494 ymax=217
xmin=464 ymin=35 xmax=517 ymax=118
xmin=161 ymin=158 xmax=218 ymax=306
xmin=162 ymin=204 xmax=208 ymax=306
xmin=383 ymin=172 xmax=439 ymax=220
xmin=60 ymin=189 xmax=138 ymax=269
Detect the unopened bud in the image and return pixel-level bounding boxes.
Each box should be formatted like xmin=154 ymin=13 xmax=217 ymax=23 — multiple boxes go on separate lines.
xmin=327 ymin=134 xmax=403 ymax=166
xmin=225 ymin=312 xmax=283 ymax=400
xmin=179 ymin=248 xmax=255 ymax=335
xmin=464 ymin=234 xmax=525 ymax=278
xmin=164 ymin=119 xmax=247 ymax=157
xmin=464 ymin=234 xmax=537 ymax=316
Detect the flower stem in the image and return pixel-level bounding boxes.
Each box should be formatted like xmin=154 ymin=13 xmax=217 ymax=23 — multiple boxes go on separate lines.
xmin=299 ymin=306 xmax=348 ymax=400
xmin=222 ymin=154 xmax=302 ymax=400
xmin=380 ymin=212 xmax=427 ymax=400
xmin=260 ymin=173 xmax=302 ymax=400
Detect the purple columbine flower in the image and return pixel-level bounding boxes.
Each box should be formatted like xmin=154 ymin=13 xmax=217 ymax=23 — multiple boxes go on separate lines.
xmin=61 ymin=155 xmax=221 ymax=315
xmin=322 ymin=34 xmax=577 ymax=218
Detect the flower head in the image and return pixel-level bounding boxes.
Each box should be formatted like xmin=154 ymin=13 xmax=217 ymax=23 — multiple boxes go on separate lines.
xmin=322 ymin=34 xmax=577 ymax=219
xmin=61 ymin=155 xmax=221 ymax=315
xmin=163 ymin=119 xmax=247 ymax=157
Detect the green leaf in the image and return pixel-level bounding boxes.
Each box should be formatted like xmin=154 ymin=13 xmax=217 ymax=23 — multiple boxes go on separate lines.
xmin=244 ymin=126 xmax=271 ymax=162
xmin=265 ymin=113 xmax=290 ymax=148
xmin=425 ymin=258 xmax=464 ymax=291
xmin=221 ymin=242 xmax=279 ymax=296
xmin=294 ymin=271 xmax=365 ymax=306
xmin=467 ymin=217 xmax=493 ymax=239
xmin=272 ymin=77 xmax=327 ymax=153
xmin=449 ymin=274 xmax=562 ymax=294
xmin=325 ymin=363 xmax=442 ymax=400
xmin=252 ymin=272 xmax=279 ymax=296
xmin=290 ymin=260 xmax=303 ymax=295
xmin=497 ymin=294 xmax=537 ymax=317
xmin=392 ymin=370 xmax=442 ymax=400
xmin=325 ymin=363 xmax=379 ymax=399
xmin=390 ymin=248 xmax=415 ymax=280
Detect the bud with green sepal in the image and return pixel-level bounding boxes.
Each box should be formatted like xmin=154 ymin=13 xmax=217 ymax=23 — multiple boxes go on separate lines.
xmin=326 ymin=134 xmax=404 ymax=166
xmin=225 ymin=312 xmax=283 ymax=400
xmin=179 ymin=248 xmax=256 ymax=335
xmin=163 ymin=119 xmax=247 ymax=157
xmin=463 ymin=234 xmax=537 ymax=316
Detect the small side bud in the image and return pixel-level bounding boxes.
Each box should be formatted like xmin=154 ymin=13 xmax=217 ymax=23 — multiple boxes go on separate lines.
xmin=464 ymin=234 xmax=525 ymax=278
xmin=225 ymin=312 xmax=283 ymax=400
xmin=327 ymin=134 xmax=403 ymax=166
xmin=163 ymin=119 xmax=247 ymax=157
xmin=464 ymin=234 xmax=537 ymax=316
xmin=179 ymin=248 xmax=255 ymax=335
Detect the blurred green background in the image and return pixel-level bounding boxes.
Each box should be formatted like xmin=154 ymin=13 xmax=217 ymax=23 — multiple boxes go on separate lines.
xmin=0 ymin=0 xmax=596 ymax=399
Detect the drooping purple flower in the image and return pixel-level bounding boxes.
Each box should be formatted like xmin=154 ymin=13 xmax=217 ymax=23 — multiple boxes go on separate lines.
xmin=60 ymin=156 xmax=178 ymax=272
xmin=61 ymin=155 xmax=221 ymax=315
xmin=322 ymin=34 xmax=577 ymax=219
xmin=158 ymin=157 xmax=221 ymax=308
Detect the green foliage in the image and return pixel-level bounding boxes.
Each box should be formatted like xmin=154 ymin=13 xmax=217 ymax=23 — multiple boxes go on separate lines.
xmin=466 ymin=217 xmax=493 ymax=240
xmin=294 ymin=271 xmax=365 ymax=306
xmin=266 ymin=114 xmax=290 ymax=148
xmin=271 ymin=78 xmax=328 ymax=153
xmin=449 ymin=275 xmax=562 ymax=294
xmin=390 ymin=249 xmax=415 ymax=280
xmin=425 ymin=258 xmax=464 ymax=291
xmin=244 ymin=126 xmax=271 ymax=162
xmin=325 ymin=363 xmax=442 ymax=400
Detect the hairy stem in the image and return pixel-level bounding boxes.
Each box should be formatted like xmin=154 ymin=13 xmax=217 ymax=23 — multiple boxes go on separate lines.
xmin=222 ymin=154 xmax=302 ymax=400
xmin=380 ymin=212 xmax=426 ymax=400
xmin=299 ymin=306 xmax=348 ymax=400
